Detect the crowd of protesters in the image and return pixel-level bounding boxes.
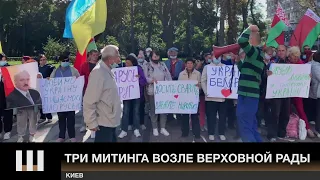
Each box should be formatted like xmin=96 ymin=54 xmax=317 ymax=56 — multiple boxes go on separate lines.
xmin=1 ymin=25 xmax=320 ymax=143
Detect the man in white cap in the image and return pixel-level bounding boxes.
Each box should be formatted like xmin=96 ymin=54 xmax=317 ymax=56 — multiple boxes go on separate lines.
xmin=145 ymin=48 xmax=152 ymax=62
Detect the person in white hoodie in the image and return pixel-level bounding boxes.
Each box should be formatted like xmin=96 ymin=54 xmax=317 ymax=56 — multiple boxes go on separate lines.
xmin=201 ymin=54 xmax=227 ymax=141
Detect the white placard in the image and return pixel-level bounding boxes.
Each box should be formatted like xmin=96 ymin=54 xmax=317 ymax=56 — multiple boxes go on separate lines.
xmin=112 ymin=66 xmax=140 ymax=101
xmin=154 ymin=80 xmax=199 ymax=114
xmin=206 ymin=65 xmax=240 ymax=99
xmin=266 ymin=64 xmax=311 ymax=99
xmin=39 ymin=76 xmax=84 ymax=113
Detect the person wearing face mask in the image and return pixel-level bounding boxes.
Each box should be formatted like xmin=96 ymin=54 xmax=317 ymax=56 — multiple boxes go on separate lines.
xmin=50 ymin=54 xmax=80 ymax=142
xmin=145 ymin=50 xmax=172 ymax=137
xmin=83 ymin=45 xmax=122 ymax=142
xmin=137 ymin=50 xmax=148 ymax=130
xmin=306 ymin=51 xmax=320 ymax=138
xmin=221 ymin=53 xmax=234 ymax=65
xmin=0 ymin=53 xmax=13 ymax=140
xmin=201 ymin=51 xmax=228 ymax=141
xmin=118 ymin=55 xmax=147 ymax=139
xmin=145 ymin=47 xmax=152 ymax=62
xmin=165 ymin=47 xmax=185 ymax=122
xmin=301 ymin=45 xmax=311 ymax=62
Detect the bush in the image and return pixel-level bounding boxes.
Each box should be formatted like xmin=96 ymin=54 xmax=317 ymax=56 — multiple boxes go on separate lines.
xmin=42 ymin=36 xmax=68 ymax=58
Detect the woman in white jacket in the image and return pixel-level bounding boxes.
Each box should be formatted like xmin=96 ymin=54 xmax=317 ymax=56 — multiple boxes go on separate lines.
xmin=308 ymin=51 xmax=320 ymax=138
xmin=201 ymin=55 xmax=227 ymax=141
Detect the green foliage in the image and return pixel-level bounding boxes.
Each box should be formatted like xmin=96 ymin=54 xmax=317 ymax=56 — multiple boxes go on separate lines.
xmin=43 ymin=36 xmax=67 ymax=58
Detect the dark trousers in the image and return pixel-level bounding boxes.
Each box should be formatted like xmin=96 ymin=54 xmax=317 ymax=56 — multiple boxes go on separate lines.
xmin=226 ymin=100 xmax=236 ymax=129
xmin=312 ymin=99 xmax=320 ymax=132
xmin=180 ymin=114 xmax=200 ymax=138
xmin=206 ymin=101 xmax=227 ymax=136
xmin=121 ymin=99 xmax=140 ymax=131
xmin=39 ymin=109 xmax=52 ymax=120
xmin=139 ymin=98 xmax=145 ymax=125
xmin=303 ymin=98 xmax=316 ymax=122
xmin=0 ymin=109 xmax=13 ymax=133
xmin=269 ymin=98 xmax=290 ymax=139
xmin=256 ymin=99 xmax=272 ymax=127
xmin=236 ymin=95 xmax=262 ymax=142
xmin=57 ymin=111 xmax=75 ymax=139
xmin=95 ymin=126 xmax=117 ymax=142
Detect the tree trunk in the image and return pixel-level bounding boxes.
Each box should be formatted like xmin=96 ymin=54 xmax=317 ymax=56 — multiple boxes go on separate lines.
xmin=250 ymin=0 xmax=258 ymax=25
xmin=147 ymin=0 xmax=155 ymax=48
xmin=242 ymin=0 xmax=249 ymax=31
xmin=130 ymin=0 xmax=135 ymax=53
xmin=219 ymin=0 xmax=226 ymax=46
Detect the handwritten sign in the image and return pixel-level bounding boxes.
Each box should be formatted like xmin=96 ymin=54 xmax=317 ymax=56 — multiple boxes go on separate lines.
xmin=39 ymin=76 xmax=84 ymax=113
xmin=266 ymin=64 xmax=311 ymax=99
xmin=206 ymin=65 xmax=240 ymax=99
xmin=154 ymin=81 xmax=199 ymax=114
xmin=112 ymin=66 xmax=140 ymax=101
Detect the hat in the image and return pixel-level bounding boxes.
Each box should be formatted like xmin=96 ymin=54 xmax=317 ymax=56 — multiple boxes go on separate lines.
xmin=145 ymin=48 xmax=152 ymax=52
xmin=129 ymin=53 xmax=137 ymax=59
xmin=168 ymin=47 xmax=179 ymax=52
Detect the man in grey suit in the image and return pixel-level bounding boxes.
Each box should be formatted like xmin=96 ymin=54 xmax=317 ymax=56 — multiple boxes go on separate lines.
xmin=6 ymin=70 xmax=41 ymax=142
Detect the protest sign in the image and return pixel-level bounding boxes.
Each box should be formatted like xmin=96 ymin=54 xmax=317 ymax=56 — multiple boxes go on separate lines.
xmin=112 ymin=66 xmax=140 ymax=101
xmin=266 ymin=64 xmax=311 ymax=99
xmin=206 ymin=65 xmax=240 ymax=99
xmin=154 ymin=80 xmax=199 ymax=114
xmin=39 ymin=76 xmax=84 ymax=113
xmin=1 ymin=62 xmax=41 ymax=109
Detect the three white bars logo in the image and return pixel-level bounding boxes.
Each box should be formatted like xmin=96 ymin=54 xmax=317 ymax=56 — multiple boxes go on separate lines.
xmin=16 ymin=150 xmax=44 ymax=171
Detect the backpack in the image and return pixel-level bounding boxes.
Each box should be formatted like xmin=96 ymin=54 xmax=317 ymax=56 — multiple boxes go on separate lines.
xmin=286 ymin=113 xmax=299 ymax=138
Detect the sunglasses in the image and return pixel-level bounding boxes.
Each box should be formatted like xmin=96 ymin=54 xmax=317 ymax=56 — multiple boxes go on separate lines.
xmin=61 ymin=59 xmax=70 ymax=62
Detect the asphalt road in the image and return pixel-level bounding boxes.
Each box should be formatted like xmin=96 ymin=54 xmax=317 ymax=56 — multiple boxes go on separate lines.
xmin=2 ymin=110 xmax=320 ymax=143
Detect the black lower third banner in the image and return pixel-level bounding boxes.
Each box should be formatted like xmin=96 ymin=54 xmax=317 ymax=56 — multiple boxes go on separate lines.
xmin=2 ymin=143 xmax=320 ymax=180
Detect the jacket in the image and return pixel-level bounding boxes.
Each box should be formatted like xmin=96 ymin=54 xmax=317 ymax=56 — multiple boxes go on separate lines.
xmin=201 ymin=63 xmax=226 ymax=102
xmin=178 ymin=69 xmax=201 ymax=83
xmin=38 ymin=64 xmax=55 ymax=78
xmin=164 ymin=59 xmax=184 ymax=80
xmin=308 ymin=60 xmax=320 ymax=99
xmin=0 ymin=63 xmax=9 ymax=109
xmin=50 ymin=66 xmax=80 ymax=78
xmin=80 ymin=62 xmax=94 ymax=92
xmin=83 ymin=61 xmax=122 ymax=129
xmin=137 ymin=65 xmax=147 ymax=99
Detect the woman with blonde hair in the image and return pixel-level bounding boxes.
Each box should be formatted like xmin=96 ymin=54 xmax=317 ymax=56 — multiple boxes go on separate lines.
xmin=288 ymin=46 xmax=315 ymax=138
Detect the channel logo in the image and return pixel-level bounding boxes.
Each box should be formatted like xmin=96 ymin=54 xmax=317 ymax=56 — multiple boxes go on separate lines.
xmin=16 ymin=150 xmax=44 ymax=171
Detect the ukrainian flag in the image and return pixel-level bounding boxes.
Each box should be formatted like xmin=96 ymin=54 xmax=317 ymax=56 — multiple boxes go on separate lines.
xmin=63 ymin=0 xmax=107 ymax=55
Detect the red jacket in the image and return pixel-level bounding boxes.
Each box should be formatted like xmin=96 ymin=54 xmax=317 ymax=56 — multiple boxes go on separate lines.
xmin=80 ymin=62 xmax=91 ymax=93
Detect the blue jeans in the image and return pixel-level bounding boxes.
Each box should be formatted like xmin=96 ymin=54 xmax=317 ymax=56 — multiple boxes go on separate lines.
xmin=236 ymin=95 xmax=262 ymax=142
xmin=121 ymin=99 xmax=140 ymax=131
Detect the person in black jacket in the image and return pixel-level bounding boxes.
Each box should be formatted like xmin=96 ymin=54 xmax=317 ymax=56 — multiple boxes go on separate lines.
xmin=38 ymin=54 xmax=55 ymax=123
xmin=0 ymin=53 xmax=13 ymax=140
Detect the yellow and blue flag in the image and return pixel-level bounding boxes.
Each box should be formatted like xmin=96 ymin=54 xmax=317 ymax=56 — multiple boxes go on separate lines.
xmin=63 ymin=0 xmax=107 ymax=55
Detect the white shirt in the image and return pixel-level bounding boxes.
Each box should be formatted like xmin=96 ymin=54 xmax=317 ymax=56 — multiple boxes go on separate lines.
xmin=16 ymin=88 xmax=34 ymax=105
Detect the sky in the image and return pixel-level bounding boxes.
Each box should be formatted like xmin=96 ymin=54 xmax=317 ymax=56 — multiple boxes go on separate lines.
xmin=257 ymin=0 xmax=267 ymax=19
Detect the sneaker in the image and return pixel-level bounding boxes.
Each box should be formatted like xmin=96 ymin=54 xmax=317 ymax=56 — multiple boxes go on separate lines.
xmin=29 ymin=135 xmax=34 ymax=142
xmin=3 ymin=132 xmax=11 ymax=140
xmin=128 ymin=125 xmax=133 ymax=131
xmin=56 ymin=138 xmax=64 ymax=142
xmin=317 ymin=133 xmax=320 ymax=138
xmin=47 ymin=119 xmax=52 ymax=123
xmin=134 ymin=129 xmax=141 ymax=137
xmin=219 ymin=135 xmax=226 ymax=141
xmin=200 ymin=127 xmax=206 ymax=132
xmin=160 ymin=128 xmax=170 ymax=136
xmin=38 ymin=119 xmax=46 ymax=123
xmin=310 ymin=121 xmax=316 ymax=125
xmin=118 ymin=131 xmax=128 ymax=138
xmin=278 ymin=136 xmax=295 ymax=142
xmin=270 ymin=138 xmax=277 ymax=142
xmin=70 ymin=138 xmax=77 ymax=142
xmin=141 ymin=125 xmax=146 ymax=130
xmin=80 ymin=126 xmax=87 ymax=133
xmin=17 ymin=136 xmax=24 ymax=142
xmin=209 ymin=135 xmax=215 ymax=141
xmin=153 ymin=128 xmax=159 ymax=136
